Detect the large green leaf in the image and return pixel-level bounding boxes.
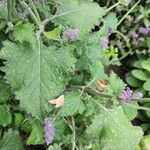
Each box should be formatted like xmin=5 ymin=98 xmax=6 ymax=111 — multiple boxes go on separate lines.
xmin=131 ymin=70 xmax=148 ymax=81
xmin=0 ymin=23 xmax=76 ymax=119
xmin=0 ymin=129 xmax=24 ymax=150
xmin=0 ymin=104 xmax=11 ymax=127
xmin=101 ymin=107 xmax=143 ymax=150
xmin=54 ymin=0 xmax=105 ymax=35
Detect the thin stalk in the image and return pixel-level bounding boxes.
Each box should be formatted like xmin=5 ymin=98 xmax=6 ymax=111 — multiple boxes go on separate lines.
xmin=19 ymin=0 xmax=41 ymax=27
xmin=106 ymin=2 xmax=120 ymax=12
xmin=29 ymin=0 xmax=41 ymax=24
xmin=7 ymin=0 xmax=13 ymax=22
xmin=117 ymin=0 xmax=141 ymax=26
xmin=71 ymin=116 xmax=76 ymax=150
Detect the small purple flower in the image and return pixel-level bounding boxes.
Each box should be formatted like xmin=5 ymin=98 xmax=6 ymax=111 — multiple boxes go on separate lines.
xmin=101 ymin=36 xmax=109 ymax=49
xmin=132 ymin=91 xmax=143 ymax=99
xmin=138 ymin=27 xmax=150 ymax=36
xmin=131 ymin=32 xmax=139 ymax=40
xmin=63 ymin=28 xmax=79 ymax=42
xmin=100 ymin=28 xmax=113 ymax=49
xmin=121 ymin=87 xmax=133 ymax=102
xmin=44 ymin=118 xmax=55 ymax=145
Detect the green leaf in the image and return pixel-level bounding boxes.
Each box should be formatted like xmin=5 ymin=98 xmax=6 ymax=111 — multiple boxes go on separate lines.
xmin=126 ymin=74 xmax=143 ymax=88
xmin=143 ymin=79 xmax=150 ymax=91
xmin=121 ymin=101 xmax=138 ymax=120
xmin=0 ymin=129 xmax=24 ymax=150
xmin=27 ymin=119 xmax=44 ymax=145
xmin=13 ymin=23 xmax=36 ymax=45
xmin=109 ymin=72 xmax=126 ymax=94
xmin=141 ymin=135 xmax=150 ymax=150
xmin=14 ymin=113 xmax=24 ymax=127
xmin=99 ymin=13 xmax=118 ymax=37
xmin=0 ymin=77 xmax=13 ymax=103
xmin=54 ymin=0 xmax=105 ymax=35
xmin=0 ymin=104 xmax=11 ymax=127
xmin=89 ymin=62 xmax=107 ymax=80
xmin=44 ymin=28 xmax=61 ymax=41
xmin=86 ymin=114 xmax=105 ymax=138
xmin=47 ymin=144 xmax=61 ymax=150
xmin=101 ymin=107 xmax=143 ymax=150
xmin=0 ymin=23 xmax=76 ymax=118
xmin=132 ymin=70 xmax=148 ymax=81
xmin=59 ymin=91 xmax=85 ymax=116
xmin=141 ymin=60 xmax=150 ymax=72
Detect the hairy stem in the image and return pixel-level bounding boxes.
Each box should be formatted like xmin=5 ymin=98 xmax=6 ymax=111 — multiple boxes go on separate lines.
xmin=71 ymin=116 xmax=76 ymax=150
xmin=117 ymin=0 xmax=141 ymax=26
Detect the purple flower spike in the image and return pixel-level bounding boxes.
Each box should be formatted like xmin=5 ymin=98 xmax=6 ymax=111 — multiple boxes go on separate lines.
xmin=63 ymin=28 xmax=79 ymax=42
xmin=44 ymin=118 xmax=55 ymax=145
xmin=101 ymin=36 xmax=109 ymax=49
xmin=121 ymin=87 xmax=133 ymax=102
xmin=138 ymin=27 xmax=150 ymax=36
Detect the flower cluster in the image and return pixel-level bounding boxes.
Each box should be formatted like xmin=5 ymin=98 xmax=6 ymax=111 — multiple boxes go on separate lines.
xmin=44 ymin=118 xmax=55 ymax=145
xmin=121 ymin=87 xmax=133 ymax=102
xmin=62 ymin=28 xmax=79 ymax=42
xmin=121 ymin=87 xmax=143 ymax=102
xmin=138 ymin=27 xmax=150 ymax=36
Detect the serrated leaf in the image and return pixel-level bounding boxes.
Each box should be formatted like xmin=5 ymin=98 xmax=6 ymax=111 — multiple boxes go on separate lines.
xmin=13 ymin=23 xmax=36 ymax=45
xmin=0 ymin=129 xmax=24 ymax=150
xmin=0 ymin=77 xmax=13 ymax=103
xmin=109 ymin=72 xmax=126 ymax=94
xmin=101 ymin=107 xmax=143 ymax=150
xmin=89 ymin=61 xmax=107 ymax=80
xmin=86 ymin=114 xmax=105 ymax=138
xmin=143 ymin=79 xmax=150 ymax=91
xmin=141 ymin=60 xmax=150 ymax=72
xmin=0 ymin=23 xmax=76 ymax=119
xmin=121 ymin=101 xmax=138 ymax=120
xmin=27 ymin=119 xmax=44 ymax=145
xmin=47 ymin=144 xmax=61 ymax=150
xmin=44 ymin=28 xmax=61 ymax=41
xmin=54 ymin=0 xmax=105 ymax=35
xmin=59 ymin=91 xmax=85 ymax=116
xmin=131 ymin=70 xmax=148 ymax=81
xmin=0 ymin=104 xmax=11 ymax=127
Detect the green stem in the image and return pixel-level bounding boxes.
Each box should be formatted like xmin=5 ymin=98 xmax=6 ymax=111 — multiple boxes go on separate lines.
xmin=19 ymin=0 xmax=41 ymax=27
xmin=29 ymin=0 xmax=41 ymax=24
xmin=121 ymin=101 xmax=150 ymax=111
xmin=117 ymin=0 xmax=141 ymax=26
xmin=106 ymin=2 xmax=120 ymax=12
xmin=71 ymin=116 xmax=76 ymax=150
xmin=7 ymin=0 xmax=13 ymax=22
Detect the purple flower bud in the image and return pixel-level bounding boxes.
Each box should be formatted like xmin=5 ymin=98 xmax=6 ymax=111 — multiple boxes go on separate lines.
xmin=44 ymin=118 xmax=55 ymax=145
xmin=63 ymin=28 xmax=79 ymax=42
xmin=101 ymin=36 xmax=109 ymax=49
xmin=132 ymin=91 xmax=143 ymax=99
xmin=121 ymin=87 xmax=133 ymax=102
xmin=138 ymin=27 xmax=150 ymax=36
xmin=131 ymin=32 xmax=139 ymax=40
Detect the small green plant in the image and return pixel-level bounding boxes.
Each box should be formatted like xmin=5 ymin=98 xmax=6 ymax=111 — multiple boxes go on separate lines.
xmin=126 ymin=58 xmax=150 ymax=96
